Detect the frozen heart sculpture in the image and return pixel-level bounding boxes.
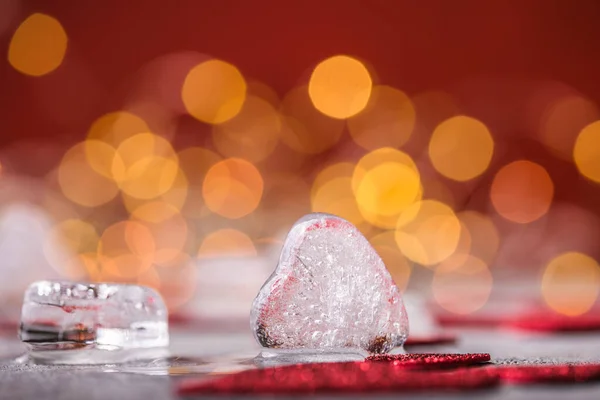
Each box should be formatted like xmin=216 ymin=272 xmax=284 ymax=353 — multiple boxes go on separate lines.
xmin=250 ymin=213 xmax=409 ymax=354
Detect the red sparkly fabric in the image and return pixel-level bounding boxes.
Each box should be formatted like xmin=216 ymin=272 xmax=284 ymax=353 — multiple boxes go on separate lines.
xmin=176 ymin=352 xmax=600 ymax=395
xmin=178 ymin=360 xmax=500 ymax=394
xmin=495 ymin=364 xmax=600 ymax=384
xmin=366 ymin=353 xmax=491 ymax=368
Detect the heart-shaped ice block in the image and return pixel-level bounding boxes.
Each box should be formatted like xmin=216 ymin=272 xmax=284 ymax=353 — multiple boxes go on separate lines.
xmin=250 ymin=213 xmax=408 ymax=355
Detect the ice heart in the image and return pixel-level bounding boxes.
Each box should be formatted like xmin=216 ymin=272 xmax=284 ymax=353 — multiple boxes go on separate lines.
xmin=250 ymin=213 xmax=408 ymax=355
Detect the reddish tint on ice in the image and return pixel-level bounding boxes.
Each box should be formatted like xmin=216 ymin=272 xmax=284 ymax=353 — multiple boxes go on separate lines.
xmin=251 ymin=213 xmax=408 ymax=355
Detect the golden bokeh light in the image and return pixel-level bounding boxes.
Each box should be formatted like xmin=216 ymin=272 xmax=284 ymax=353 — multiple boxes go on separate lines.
xmin=212 ymin=95 xmax=281 ymax=162
xmin=121 ymin=167 xmax=189 ymax=216
xmin=351 ymin=147 xmax=419 ymax=194
xmin=113 ymin=132 xmax=176 ymax=177
xmin=542 ymin=252 xmax=600 ymax=316
xmin=182 ymin=59 xmax=247 ymax=124
xmin=352 ymin=148 xmax=423 ymax=229
xmin=131 ymin=201 xmax=188 ymax=264
xmin=457 ymin=211 xmax=500 ymax=264
xmin=177 ymin=147 xmax=221 ymax=219
xmin=311 ymin=177 xmax=365 ymax=229
xmin=44 ymin=219 xmax=100 ymax=279
xmin=82 ymin=139 xmax=120 ymax=180
xmin=540 ymin=95 xmax=599 ymax=160
xmin=429 ymin=116 xmax=494 ymax=181
xmin=8 ymin=13 xmax=67 ymax=76
xmin=87 ymin=111 xmax=150 ymax=147
xmin=130 ymin=198 xmax=181 ymax=223
xmin=347 ymin=85 xmax=415 ymax=150
xmin=311 ymin=162 xmax=355 ymax=201
xmin=370 ymin=231 xmax=411 ymax=291
xmin=203 ymin=158 xmax=263 ymax=219
xmin=198 ymin=229 xmax=257 ymax=258
xmin=97 ymin=220 xmax=156 ymax=278
xmin=279 ymin=85 xmax=345 ymax=154
xmin=356 ymin=162 xmax=421 ymax=217
xmin=490 ymin=160 xmax=554 ymax=224
xmin=113 ymin=133 xmax=179 ymax=199
xmin=17 ymin=24 xmax=600 ymax=323
xmin=308 ymin=55 xmax=372 ymax=119
xmin=58 ymin=141 xmax=120 ymax=207
xmin=119 ymin=156 xmax=179 ymax=199
xmin=395 ymin=200 xmax=461 ymax=266
xmin=433 ymin=255 xmax=493 ymax=314
xmin=574 ymin=121 xmax=600 ymax=183
xmin=353 ymin=150 xmax=422 ymax=229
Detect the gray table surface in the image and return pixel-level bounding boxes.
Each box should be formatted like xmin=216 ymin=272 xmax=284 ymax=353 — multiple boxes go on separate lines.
xmin=2 ymin=327 xmax=600 ymax=400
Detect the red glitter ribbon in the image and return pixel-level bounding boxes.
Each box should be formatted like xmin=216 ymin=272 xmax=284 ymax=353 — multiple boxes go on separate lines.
xmin=178 ymin=360 xmax=499 ymax=394
xmin=177 ymin=352 xmax=600 ymax=394
xmin=495 ymin=364 xmax=600 ymax=384
xmin=366 ymin=353 xmax=491 ymax=369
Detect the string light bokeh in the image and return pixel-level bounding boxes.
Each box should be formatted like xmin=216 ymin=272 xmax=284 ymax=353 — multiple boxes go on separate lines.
xmin=2 ymin=1 xmax=600 ymax=321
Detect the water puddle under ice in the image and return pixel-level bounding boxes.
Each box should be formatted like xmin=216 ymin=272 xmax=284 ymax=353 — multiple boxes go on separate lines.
xmin=1 ymin=345 xmax=373 ymax=377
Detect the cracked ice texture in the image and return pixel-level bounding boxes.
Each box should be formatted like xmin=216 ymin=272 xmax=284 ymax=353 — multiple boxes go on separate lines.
xmin=251 ymin=213 xmax=409 ymax=354
xmin=19 ymin=281 xmax=169 ymax=350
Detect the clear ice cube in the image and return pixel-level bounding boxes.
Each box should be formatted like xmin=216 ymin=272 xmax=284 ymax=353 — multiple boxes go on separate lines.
xmin=19 ymin=281 xmax=169 ymax=364
xmin=250 ymin=213 xmax=409 ymax=357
